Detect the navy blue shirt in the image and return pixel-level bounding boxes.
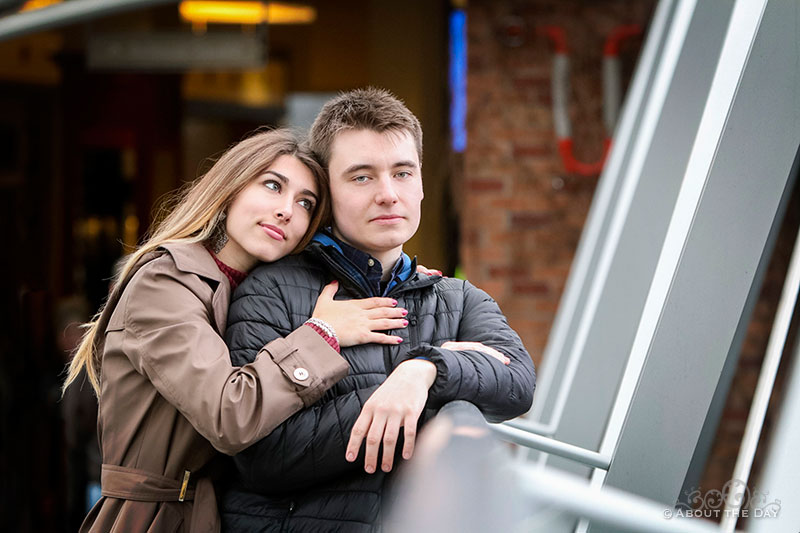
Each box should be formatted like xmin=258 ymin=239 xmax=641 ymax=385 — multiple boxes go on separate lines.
xmin=311 ymin=231 xmax=413 ymax=297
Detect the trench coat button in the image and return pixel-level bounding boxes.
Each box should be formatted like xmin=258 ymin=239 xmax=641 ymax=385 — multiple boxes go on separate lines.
xmin=293 ymin=367 xmax=309 ymax=381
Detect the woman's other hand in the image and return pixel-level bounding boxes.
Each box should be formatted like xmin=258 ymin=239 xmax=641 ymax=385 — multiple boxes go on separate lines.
xmin=441 ymin=341 xmax=510 ymax=365
xmin=416 ymin=264 xmax=443 ymax=276
xmin=312 ymin=281 xmax=408 ymax=347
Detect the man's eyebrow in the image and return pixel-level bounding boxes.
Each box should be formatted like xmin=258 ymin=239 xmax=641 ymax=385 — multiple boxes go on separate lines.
xmin=342 ymin=161 xmax=418 ymax=174
xmin=343 ymin=163 xmax=375 ymax=174
xmin=265 ymin=170 xmax=318 ymax=200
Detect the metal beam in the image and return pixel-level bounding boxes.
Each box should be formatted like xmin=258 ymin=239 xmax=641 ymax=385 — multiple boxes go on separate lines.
xmin=0 ymin=0 xmax=178 ymax=41
xmin=588 ymin=0 xmax=800 ymax=529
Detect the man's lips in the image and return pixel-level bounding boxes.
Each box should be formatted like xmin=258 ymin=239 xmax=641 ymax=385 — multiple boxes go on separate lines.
xmin=260 ymin=223 xmax=286 ymax=241
xmin=370 ymin=215 xmax=404 ymax=224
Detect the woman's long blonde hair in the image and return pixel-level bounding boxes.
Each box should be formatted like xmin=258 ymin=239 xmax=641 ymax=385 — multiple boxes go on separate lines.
xmin=63 ymin=128 xmax=328 ymax=396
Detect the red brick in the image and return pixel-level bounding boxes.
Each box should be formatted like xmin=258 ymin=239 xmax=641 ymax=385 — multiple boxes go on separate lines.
xmin=511 ymin=212 xmax=555 ymax=228
xmin=512 ymin=143 xmax=551 ymax=158
xmin=512 ymin=280 xmax=550 ymax=295
xmin=467 ymin=179 xmax=505 ymax=192
xmin=488 ymin=266 xmax=529 ymax=279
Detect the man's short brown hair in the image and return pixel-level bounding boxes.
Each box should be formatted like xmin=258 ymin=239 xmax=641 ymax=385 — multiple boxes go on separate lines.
xmin=309 ymin=87 xmax=423 ymax=168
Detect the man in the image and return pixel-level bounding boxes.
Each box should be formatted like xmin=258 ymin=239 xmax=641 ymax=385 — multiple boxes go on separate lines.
xmin=222 ymin=88 xmax=536 ymax=531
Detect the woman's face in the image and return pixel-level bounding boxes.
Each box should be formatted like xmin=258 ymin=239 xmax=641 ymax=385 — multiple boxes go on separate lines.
xmin=218 ymin=154 xmax=319 ymax=272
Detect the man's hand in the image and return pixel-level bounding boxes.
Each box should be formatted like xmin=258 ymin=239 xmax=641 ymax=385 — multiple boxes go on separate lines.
xmin=441 ymin=341 xmax=510 ymax=365
xmin=345 ymin=359 xmax=437 ymax=473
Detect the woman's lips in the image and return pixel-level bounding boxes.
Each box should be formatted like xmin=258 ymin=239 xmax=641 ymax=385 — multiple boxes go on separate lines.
xmin=260 ymin=224 xmax=286 ymax=241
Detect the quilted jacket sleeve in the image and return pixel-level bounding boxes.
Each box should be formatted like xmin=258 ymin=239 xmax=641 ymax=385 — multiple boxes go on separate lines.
xmin=405 ymin=280 xmax=536 ymax=423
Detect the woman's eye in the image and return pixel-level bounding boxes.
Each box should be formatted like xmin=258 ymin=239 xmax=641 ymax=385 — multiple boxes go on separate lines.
xmin=353 ymin=175 xmax=369 ymax=183
xmin=298 ymin=198 xmax=315 ymax=212
xmin=264 ymin=180 xmax=280 ymax=192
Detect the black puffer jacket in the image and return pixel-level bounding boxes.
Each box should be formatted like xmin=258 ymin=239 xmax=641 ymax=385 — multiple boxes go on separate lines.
xmin=221 ymin=241 xmax=536 ymax=532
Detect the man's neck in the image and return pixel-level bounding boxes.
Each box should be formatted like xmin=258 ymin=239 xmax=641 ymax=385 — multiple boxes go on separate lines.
xmin=376 ymin=250 xmax=403 ymax=281
xmin=328 ymin=230 xmax=402 ymax=281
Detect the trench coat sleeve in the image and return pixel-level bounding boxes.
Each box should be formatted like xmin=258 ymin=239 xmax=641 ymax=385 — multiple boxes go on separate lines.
xmin=119 ymin=260 xmax=349 ymax=456
xmin=403 ymin=280 xmax=536 ymax=423
xmin=232 ymin=384 xmax=381 ymax=495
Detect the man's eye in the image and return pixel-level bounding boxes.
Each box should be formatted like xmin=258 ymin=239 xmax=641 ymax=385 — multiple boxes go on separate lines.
xmin=264 ymin=180 xmax=280 ymax=192
xmin=396 ymin=171 xmax=411 ymax=179
xmin=298 ymin=198 xmax=315 ymax=212
xmin=353 ymin=175 xmax=369 ymax=183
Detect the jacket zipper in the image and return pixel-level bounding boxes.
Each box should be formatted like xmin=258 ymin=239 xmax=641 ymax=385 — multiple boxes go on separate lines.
xmin=317 ymin=252 xmax=371 ymax=298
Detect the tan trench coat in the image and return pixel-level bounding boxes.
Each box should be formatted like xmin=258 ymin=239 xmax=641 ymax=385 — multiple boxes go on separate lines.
xmin=80 ymin=242 xmax=349 ymax=533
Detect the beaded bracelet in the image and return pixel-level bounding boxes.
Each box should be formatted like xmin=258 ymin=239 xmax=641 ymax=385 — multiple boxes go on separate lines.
xmin=304 ymin=317 xmax=339 ymax=345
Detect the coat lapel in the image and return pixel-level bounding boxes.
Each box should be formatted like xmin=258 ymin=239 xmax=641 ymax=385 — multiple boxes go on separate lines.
xmin=162 ymin=242 xmax=231 ymax=335
xmin=210 ymin=280 xmax=230 ymax=337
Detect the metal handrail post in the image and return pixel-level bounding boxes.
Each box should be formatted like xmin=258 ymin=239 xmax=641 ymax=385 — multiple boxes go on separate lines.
xmin=490 ymin=423 xmax=611 ymax=470
xmin=720 ymin=224 xmax=800 ymax=531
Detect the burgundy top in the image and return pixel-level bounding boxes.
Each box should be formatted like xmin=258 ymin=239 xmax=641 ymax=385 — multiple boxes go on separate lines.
xmin=207 ymin=248 xmax=248 ymax=289
xmin=207 ymin=247 xmax=340 ymax=353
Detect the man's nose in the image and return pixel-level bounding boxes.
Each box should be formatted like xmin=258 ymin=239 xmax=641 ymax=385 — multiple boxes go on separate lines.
xmin=375 ymin=176 xmax=399 ymax=204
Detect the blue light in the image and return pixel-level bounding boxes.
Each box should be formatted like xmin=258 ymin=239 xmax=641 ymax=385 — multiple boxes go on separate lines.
xmin=449 ymin=9 xmax=467 ymax=153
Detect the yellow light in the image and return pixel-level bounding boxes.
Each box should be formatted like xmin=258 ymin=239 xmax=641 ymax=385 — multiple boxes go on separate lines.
xmin=20 ymin=0 xmax=61 ymax=11
xmin=179 ymin=1 xmax=316 ymax=26
xmin=264 ymin=2 xmax=315 ymax=24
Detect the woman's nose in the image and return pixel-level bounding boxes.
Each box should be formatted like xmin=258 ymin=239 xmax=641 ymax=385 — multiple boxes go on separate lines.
xmin=275 ymin=201 xmax=293 ymax=221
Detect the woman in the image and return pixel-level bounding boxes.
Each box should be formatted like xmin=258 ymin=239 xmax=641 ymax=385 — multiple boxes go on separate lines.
xmin=62 ymin=129 xmax=409 ymax=532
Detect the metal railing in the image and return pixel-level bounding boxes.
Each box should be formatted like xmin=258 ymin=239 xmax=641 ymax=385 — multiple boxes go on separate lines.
xmin=389 ymin=401 xmax=728 ymax=533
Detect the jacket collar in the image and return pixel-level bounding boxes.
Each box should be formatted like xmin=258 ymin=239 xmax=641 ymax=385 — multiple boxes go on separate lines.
xmin=307 ymin=239 xmax=441 ymax=298
xmin=160 ymin=241 xmax=226 ymax=283
xmin=160 ymin=241 xmax=230 ymax=334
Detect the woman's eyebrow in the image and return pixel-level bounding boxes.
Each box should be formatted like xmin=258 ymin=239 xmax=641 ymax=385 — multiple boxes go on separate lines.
xmin=265 ymin=170 xmax=318 ymax=200
xmin=264 ymin=170 xmax=289 ymax=184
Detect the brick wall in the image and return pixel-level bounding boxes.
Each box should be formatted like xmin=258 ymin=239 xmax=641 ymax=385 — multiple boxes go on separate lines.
xmin=462 ymin=0 xmax=651 ymax=362
xmin=461 ymin=0 xmax=798 ymax=506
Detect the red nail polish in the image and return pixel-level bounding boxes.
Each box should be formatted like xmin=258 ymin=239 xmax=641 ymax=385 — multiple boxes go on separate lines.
xmin=403 ymin=320 xmax=409 ymax=326
xmin=392 ymin=299 xmax=398 ymax=306
xmin=402 ymin=309 xmax=408 ymax=316
xmin=396 ymin=338 xmax=403 ymax=344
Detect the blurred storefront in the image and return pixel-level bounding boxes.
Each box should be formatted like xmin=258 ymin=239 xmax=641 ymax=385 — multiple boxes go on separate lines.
xmin=0 ymin=1 xmax=449 ymax=529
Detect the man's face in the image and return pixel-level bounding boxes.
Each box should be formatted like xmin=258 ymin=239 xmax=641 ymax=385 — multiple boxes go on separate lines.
xmin=328 ymin=128 xmax=423 ymax=262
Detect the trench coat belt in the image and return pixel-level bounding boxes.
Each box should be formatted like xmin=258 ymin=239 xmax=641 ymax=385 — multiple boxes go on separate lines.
xmin=101 ymin=464 xmax=197 ymax=501
xmin=101 ymin=464 xmax=221 ymax=532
